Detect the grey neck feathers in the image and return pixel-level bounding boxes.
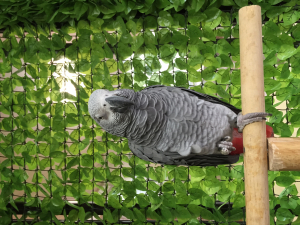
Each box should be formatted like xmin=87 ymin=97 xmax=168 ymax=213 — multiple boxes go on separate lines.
xmin=124 ymin=92 xmax=166 ymax=147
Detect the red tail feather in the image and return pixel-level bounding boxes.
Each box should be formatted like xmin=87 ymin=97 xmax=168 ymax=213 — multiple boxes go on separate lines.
xmin=230 ymin=125 xmax=274 ymax=155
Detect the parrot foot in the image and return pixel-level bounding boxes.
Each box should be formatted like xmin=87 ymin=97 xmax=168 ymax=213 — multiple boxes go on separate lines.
xmin=218 ymin=136 xmax=236 ymax=155
xmin=237 ymin=112 xmax=272 ymax=132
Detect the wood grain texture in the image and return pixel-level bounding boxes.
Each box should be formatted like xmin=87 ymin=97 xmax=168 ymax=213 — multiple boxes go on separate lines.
xmin=239 ymin=5 xmax=270 ymax=225
xmin=268 ymin=138 xmax=300 ymax=171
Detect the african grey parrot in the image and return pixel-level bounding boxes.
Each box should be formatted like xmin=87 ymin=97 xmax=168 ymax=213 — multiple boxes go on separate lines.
xmin=88 ymin=85 xmax=271 ymax=166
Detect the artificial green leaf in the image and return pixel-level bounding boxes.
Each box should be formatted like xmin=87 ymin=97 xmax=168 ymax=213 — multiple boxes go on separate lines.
xmin=283 ymin=10 xmax=300 ymax=26
xmin=275 ymin=176 xmax=295 ymax=187
xmin=280 ymin=196 xmax=298 ymax=209
xmin=281 ymin=63 xmax=290 ymax=79
xmin=234 ymin=0 xmax=248 ymax=7
xmin=278 ymin=45 xmax=297 ymax=60
xmin=276 ymin=207 xmax=295 ymax=222
xmin=263 ymin=51 xmax=277 ymax=66
xmin=175 ymin=58 xmax=188 ymax=70
xmin=264 ymin=79 xmax=282 ymax=92
xmin=202 ymin=66 xmax=217 ymax=80
xmin=108 ymin=196 xmax=122 ymax=209
xmin=175 ymin=71 xmax=188 ymax=87
xmin=204 ymin=7 xmax=222 ymax=22
xmin=158 ymin=11 xmax=173 ymax=27
xmin=188 ymin=68 xmax=202 ymax=82
xmin=68 ymin=209 xmax=79 ymax=222
xmin=160 ymin=44 xmax=176 ymax=62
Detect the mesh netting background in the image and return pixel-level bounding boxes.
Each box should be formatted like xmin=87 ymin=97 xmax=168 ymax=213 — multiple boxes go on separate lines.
xmin=0 ymin=4 xmax=300 ymax=225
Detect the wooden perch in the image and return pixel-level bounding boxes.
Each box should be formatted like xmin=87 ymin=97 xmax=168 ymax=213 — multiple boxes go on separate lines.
xmin=239 ymin=5 xmax=270 ymax=225
xmin=268 ymin=138 xmax=300 ymax=171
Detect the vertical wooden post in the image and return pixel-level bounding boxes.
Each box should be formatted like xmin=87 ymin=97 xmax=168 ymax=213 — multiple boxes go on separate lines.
xmin=239 ymin=5 xmax=270 ymax=225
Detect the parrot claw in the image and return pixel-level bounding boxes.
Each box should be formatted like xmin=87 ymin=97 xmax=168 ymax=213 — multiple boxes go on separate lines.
xmin=218 ymin=136 xmax=236 ymax=155
xmin=237 ymin=112 xmax=272 ymax=132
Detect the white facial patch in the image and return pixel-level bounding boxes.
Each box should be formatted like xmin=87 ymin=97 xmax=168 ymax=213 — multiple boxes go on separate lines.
xmin=88 ymin=89 xmax=115 ymax=119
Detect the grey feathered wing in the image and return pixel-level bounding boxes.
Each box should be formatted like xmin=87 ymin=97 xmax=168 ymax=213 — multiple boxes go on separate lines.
xmin=129 ymin=141 xmax=240 ymax=166
xmin=144 ymin=85 xmax=241 ymax=114
xmin=128 ymin=85 xmax=241 ymax=166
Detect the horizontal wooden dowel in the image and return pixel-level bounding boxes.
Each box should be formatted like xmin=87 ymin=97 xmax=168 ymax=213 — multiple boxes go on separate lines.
xmin=268 ymin=137 xmax=300 ymax=171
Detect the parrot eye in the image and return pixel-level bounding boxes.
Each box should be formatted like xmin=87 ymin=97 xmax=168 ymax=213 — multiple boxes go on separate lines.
xmin=98 ymin=117 xmax=103 ymax=120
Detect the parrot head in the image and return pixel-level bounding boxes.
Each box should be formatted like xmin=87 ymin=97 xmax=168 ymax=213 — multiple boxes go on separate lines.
xmin=88 ymin=89 xmax=135 ymax=136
